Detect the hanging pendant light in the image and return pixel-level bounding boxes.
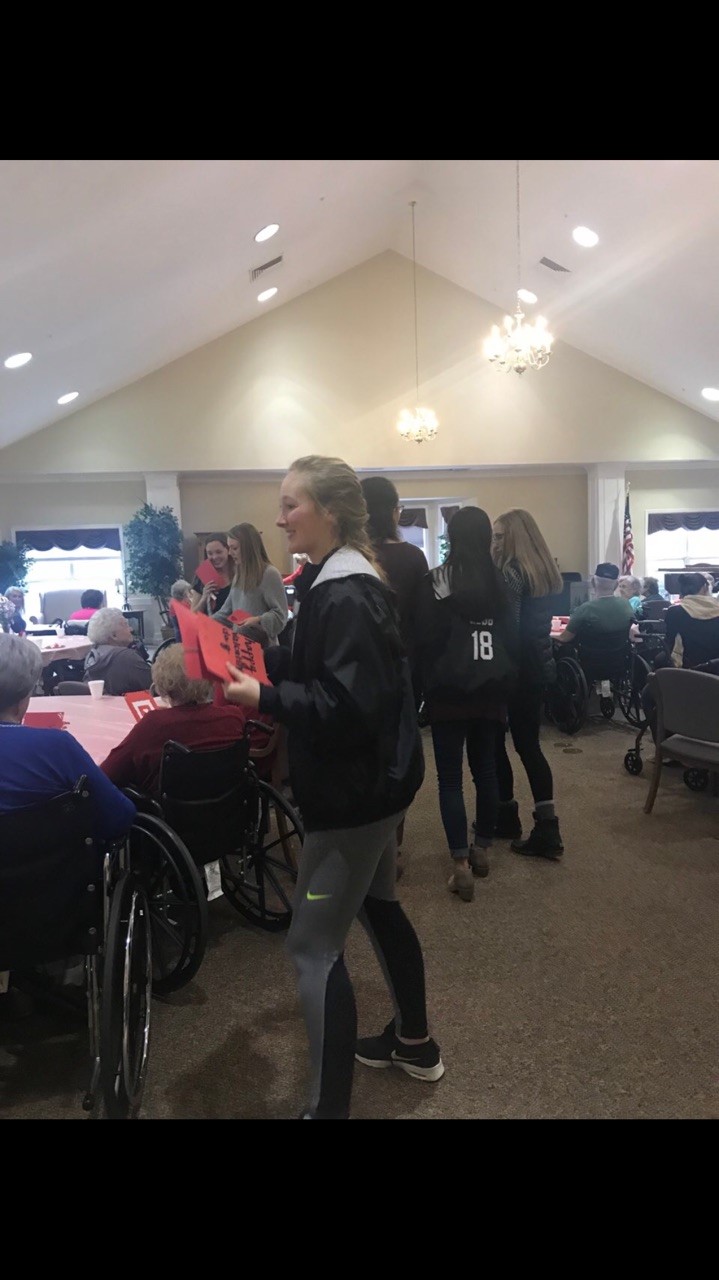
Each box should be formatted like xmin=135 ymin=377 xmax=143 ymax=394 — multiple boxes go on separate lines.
xmin=483 ymin=161 xmax=553 ymax=374
xmin=397 ymin=201 xmax=438 ymax=443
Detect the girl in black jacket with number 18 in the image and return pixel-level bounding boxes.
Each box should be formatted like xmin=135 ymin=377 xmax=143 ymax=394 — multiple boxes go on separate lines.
xmin=413 ymin=506 xmax=518 ymax=904
xmin=491 ymin=507 xmax=565 ymax=859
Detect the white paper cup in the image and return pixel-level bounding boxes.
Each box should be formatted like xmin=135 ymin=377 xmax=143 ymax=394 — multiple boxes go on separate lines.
xmin=88 ymin=680 xmax=105 ymax=699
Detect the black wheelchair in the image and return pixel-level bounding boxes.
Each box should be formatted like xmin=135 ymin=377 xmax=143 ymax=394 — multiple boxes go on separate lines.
xmin=124 ymin=723 xmax=303 ymax=947
xmin=0 ymin=779 xmax=153 ymax=1119
xmin=546 ymin=630 xmax=652 ymax=735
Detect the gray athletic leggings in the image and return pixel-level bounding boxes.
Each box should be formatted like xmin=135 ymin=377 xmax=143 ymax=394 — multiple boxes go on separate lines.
xmin=286 ymin=810 xmax=429 ymax=1118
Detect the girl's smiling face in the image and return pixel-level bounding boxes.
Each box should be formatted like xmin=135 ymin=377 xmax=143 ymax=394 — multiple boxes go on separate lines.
xmin=205 ymin=540 xmax=229 ymax=572
xmin=277 ymin=471 xmax=338 ymax=563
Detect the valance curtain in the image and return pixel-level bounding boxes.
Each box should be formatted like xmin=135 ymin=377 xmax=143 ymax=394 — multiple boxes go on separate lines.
xmin=647 ymin=512 xmax=719 ymax=535
xmin=16 ymin=527 xmax=122 ymax=552
xmin=398 ymin=509 xmax=428 ymax=529
xmin=440 ymin=505 xmax=461 ymax=525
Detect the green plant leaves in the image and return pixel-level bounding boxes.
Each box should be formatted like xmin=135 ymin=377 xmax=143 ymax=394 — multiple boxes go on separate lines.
xmin=122 ymin=503 xmax=182 ymax=625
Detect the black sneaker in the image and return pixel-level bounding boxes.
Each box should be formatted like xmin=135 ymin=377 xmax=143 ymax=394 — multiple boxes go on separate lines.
xmin=355 ymin=1020 xmax=445 ymax=1081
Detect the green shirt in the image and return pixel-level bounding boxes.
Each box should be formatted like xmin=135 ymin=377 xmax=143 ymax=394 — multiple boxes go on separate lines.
xmin=567 ymin=596 xmax=635 ymax=638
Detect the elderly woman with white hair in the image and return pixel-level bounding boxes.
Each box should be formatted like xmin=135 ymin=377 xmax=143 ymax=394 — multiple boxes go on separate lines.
xmin=615 ymin=574 xmax=643 ymax=616
xmin=0 ymin=633 xmax=135 ymax=841
xmin=83 ymin=607 xmax=152 ymax=695
xmin=100 ymin=642 xmax=271 ymax=796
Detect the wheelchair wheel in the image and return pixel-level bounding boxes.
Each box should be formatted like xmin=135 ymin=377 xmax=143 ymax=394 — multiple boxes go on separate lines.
xmin=599 ymin=695 xmax=616 ymax=719
xmin=683 ymin=768 xmax=709 ymax=792
xmin=151 ymin=637 xmax=179 ymax=662
xmin=616 ymin=653 xmax=651 ymax=729
xmin=129 ymin=813 xmax=209 ymax=995
xmin=545 ymin=657 xmax=588 ymax=735
xmin=220 ymin=777 xmax=302 ymax=932
xmin=100 ymin=871 xmax=152 ymax=1119
xmin=624 ymin=749 xmax=643 ymax=775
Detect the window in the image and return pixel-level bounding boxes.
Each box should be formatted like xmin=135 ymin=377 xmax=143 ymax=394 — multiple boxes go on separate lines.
xmin=399 ymin=500 xmax=463 ymax=568
xmin=22 ymin=543 xmax=125 ymax=622
xmin=645 ymin=519 xmax=719 ymax=587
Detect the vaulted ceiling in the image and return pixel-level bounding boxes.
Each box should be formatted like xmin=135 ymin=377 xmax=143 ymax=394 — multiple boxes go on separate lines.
xmin=2 ymin=158 xmax=718 ymax=451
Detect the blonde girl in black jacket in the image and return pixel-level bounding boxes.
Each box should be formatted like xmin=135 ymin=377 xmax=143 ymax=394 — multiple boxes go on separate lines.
xmin=491 ymin=507 xmax=565 ymax=859
xmin=223 ymin=455 xmax=443 ymax=1119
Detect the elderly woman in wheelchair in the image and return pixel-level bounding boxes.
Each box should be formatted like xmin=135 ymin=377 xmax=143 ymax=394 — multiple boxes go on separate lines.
xmin=101 ymin=641 xmax=302 ymax=939
xmin=0 ymin=633 xmax=157 ymax=1117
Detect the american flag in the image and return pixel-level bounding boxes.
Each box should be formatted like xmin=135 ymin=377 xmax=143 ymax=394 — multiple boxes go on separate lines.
xmin=622 ymin=491 xmax=635 ymax=575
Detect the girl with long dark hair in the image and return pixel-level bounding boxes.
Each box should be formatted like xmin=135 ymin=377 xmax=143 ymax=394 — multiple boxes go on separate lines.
xmin=413 ymin=506 xmax=517 ymax=902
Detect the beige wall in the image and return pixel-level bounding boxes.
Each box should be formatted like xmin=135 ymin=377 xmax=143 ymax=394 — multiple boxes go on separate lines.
xmin=0 ymin=479 xmax=146 ymax=543
xmin=627 ymin=469 xmax=719 ymax=573
xmin=180 ymin=470 xmax=589 ymax=577
xmin=180 ymin=479 xmax=285 ymax=575
xmin=2 ymin=252 xmax=717 ymax=478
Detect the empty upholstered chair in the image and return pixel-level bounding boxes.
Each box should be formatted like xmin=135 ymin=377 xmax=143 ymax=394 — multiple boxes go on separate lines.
xmin=644 ymin=667 xmax=719 ymax=813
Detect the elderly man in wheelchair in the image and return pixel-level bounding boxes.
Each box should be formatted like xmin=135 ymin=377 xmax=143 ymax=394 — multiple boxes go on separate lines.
xmin=548 ymin=562 xmax=646 ymax=733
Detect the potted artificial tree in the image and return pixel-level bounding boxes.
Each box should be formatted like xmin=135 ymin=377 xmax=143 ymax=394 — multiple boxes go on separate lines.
xmin=0 ymin=538 xmax=33 ymax=595
xmin=123 ymin=503 xmax=183 ymax=640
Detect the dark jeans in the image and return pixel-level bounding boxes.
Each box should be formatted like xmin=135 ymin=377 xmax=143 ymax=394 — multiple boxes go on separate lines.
xmin=430 ymin=718 xmax=501 ymax=853
xmin=496 ymin=690 xmax=554 ymax=805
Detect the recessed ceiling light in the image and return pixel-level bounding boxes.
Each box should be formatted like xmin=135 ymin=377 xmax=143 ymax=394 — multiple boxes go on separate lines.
xmin=257 ymin=287 xmax=278 ymax=303
xmin=4 ymin=352 xmax=32 ymax=369
xmin=57 ymin=391 xmax=79 ymax=405
xmin=255 ymin=224 xmax=279 ymax=243
xmin=517 ymin=288 xmax=537 ymax=304
xmin=572 ymin=226 xmax=599 ymax=248
xmin=701 ymin=387 xmax=719 ymax=401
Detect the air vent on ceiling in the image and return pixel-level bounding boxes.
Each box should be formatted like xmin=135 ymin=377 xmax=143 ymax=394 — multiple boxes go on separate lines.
xmin=250 ymin=254 xmax=283 ymax=282
xmin=539 ymin=256 xmax=571 ymax=273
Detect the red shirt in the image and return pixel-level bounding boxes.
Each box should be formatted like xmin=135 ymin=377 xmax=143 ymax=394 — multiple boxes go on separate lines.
xmin=100 ymin=702 xmax=273 ymax=796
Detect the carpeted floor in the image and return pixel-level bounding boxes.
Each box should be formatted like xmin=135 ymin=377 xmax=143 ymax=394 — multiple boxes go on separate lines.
xmin=2 ymin=714 xmax=718 ymax=1120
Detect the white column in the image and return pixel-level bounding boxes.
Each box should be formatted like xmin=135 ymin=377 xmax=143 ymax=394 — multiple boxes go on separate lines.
xmin=143 ymin=472 xmax=182 ymax=522
xmin=586 ymin=463 xmax=625 ymax=573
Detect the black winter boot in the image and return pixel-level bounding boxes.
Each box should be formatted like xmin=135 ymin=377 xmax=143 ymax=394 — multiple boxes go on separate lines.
xmin=494 ymin=800 xmax=522 ymax=840
xmin=511 ymin=813 xmax=564 ymax=860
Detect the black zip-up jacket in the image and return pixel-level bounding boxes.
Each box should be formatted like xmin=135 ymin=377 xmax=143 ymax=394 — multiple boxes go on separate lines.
xmin=503 ymin=561 xmax=556 ymax=689
xmin=258 ymin=547 xmax=424 ymax=831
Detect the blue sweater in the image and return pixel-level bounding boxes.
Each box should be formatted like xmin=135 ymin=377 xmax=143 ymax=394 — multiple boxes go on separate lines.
xmin=0 ymin=725 xmax=136 ymax=842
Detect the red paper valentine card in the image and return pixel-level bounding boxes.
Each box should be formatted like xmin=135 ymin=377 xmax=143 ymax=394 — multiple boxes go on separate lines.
xmin=170 ymin=600 xmax=211 ymax=680
xmin=196 ymin=613 xmax=269 ymax=685
xmin=196 ymin=558 xmax=229 ymax=588
xmin=23 ymin=711 xmax=68 ymax=730
xmin=227 ymin=609 xmax=251 ymax=626
xmin=124 ymin=691 xmax=160 ymax=722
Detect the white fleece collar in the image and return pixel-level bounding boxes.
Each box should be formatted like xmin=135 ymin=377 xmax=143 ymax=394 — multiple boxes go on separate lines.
xmin=311 ymin=547 xmax=380 ymax=590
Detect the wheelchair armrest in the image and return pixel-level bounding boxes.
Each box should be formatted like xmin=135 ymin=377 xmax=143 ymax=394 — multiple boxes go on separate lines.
xmin=248 ymin=720 xmax=279 ymax=759
xmin=122 ymin=787 xmax=163 ymax=818
xmin=247 ymin=718 xmax=274 ymax=736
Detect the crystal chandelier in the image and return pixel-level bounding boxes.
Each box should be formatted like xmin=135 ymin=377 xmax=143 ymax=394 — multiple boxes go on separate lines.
xmin=397 ymin=201 xmax=438 ymax=442
xmin=483 ymin=161 xmax=553 ymax=374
